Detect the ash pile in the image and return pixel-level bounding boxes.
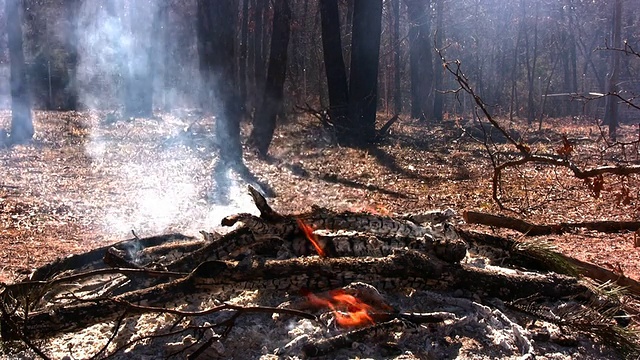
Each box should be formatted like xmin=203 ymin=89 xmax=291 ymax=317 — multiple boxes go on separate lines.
xmin=0 ymin=187 xmax=636 ymax=359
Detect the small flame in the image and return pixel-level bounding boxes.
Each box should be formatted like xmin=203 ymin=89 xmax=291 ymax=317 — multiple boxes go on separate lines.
xmin=306 ymin=289 xmax=375 ymax=327
xmin=297 ymin=218 xmax=326 ymax=257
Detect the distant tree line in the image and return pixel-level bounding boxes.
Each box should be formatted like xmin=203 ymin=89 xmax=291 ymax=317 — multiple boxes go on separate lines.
xmin=1 ymin=0 xmax=638 ymax=152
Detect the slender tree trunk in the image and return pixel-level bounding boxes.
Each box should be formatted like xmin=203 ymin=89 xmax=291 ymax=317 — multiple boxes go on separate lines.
xmin=159 ymin=0 xmax=171 ymax=111
xmin=197 ymin=0 xmax=242 ymax=165
xmin=239 ymin=0 xmax=249 ymax=116
xmin=320 ymin=0 xmax=349 ymax=125
xmin=509 ymin=16 xmax=522 ymax=121
xmin=6 ymin=0 xmax=33 ymax=143
xmin=392 ymin=0 xmax=402 ymax=115
xmin=63 ymin=0 xmax=79 ymax=111
xmin=432 ymin=0 xmax=444 ymax=121
xmin=124 ymin=1 xmax=154 ymax=117
xmin=254 ymin=0 xmax=266 ymax=95
xmin=346 ymin=0 xmax=383 ymax=146
xmin=344 ymin=0 xmax=354 ymax=78
xmin=249 ymin=0 xmax=291 ymax=156
xmin=523 ymin=0 xmax=539 ymax=125
xmin=407 ymin=0 xmax=433 ymax=121
xmin=604 ymin=0 xmax=622 ymax=141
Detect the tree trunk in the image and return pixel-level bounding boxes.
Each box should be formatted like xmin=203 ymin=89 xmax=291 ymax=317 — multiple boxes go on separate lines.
xmin=523 ymin=0 xmax=539 ymax=125
xmin=432 ymin=0 xmax=444 ymax=122
xmin=320 ymin=0 xmax=349 ymax=125
xmin=406 ymin=0 xmax=433 ymax=121
xmin=62 ymin=0 xmax=79 ymax=111
xmin=124 ymin=1 xmax=154 ymax=118
xmin=346 ymin=0 xmax=383 ymax=146
xmin=6 ymin=0 xmax=33 ymax=144
xmin=249 ymin=0 xmax=291 ymax=156
xmin=392 ymin=0 xmax=402 ymax=115
xmin=344 ymin=0 xmax=354 ymax=78
xmin=239 ymin=0 xmax=249 ymax=115
xmin=253 ymin=0 xmax=267 ymax=99
xmin=197 ymin=0 xmax=242 ymax=165
xmin=604 ymin=0 xmax=622 ymax=142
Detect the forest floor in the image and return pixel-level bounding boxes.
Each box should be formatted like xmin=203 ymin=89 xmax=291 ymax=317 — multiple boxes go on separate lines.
xmin=2 ymin=110 xmax=640 ymax=359
xmin=1 ymin=110 xmax=640 ymax=284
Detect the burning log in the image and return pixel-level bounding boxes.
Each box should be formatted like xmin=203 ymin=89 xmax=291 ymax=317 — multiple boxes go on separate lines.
xmin=1 ymin=248 xmax=595 ymax=340
xmin=0 ymin=186 xmax=637 ymax=358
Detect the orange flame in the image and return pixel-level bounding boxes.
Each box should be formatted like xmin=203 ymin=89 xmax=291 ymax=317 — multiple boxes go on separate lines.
xmin=297 ymin=218 xmax=326 ymax=257
xmin=306 ymin=289 xmax=374 ymax=327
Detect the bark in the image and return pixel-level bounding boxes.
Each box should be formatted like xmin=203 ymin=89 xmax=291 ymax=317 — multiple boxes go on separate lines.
xmin=603 ymin=0 xmax=622 ymax=141
xmin=346 ymin=0 xmax=383 ymax=146
xmin=406 ymin=0 xmax=433 ymax=121
xmin=6 ymin=0 xmax=33 ymax=143
xmin=249 ymin=0 xmax=291 ymax=156
xmin=320 ymin=0 xmax=349 ymax=125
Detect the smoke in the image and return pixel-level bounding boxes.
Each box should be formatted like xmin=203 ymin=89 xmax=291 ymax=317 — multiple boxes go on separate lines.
xmin=75 ymin=1 xmax=257 ymax=238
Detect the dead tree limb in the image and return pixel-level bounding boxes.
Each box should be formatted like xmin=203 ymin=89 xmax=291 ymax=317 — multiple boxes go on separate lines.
xmin=464 ymin=210 xmax=640 ymax=235
xmin=458 ymin=229 xmax=640 ymax=298
xmin=28 ymin=233 xmax=196 ymax=281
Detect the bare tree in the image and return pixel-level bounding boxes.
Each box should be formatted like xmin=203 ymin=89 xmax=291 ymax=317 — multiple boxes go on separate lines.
xmin=406 ymin=0 xmax=433 ymax=121
xmin=320 ymin=0 xmax=349 ymax=126
xmin=197 ymin=0 xmax=242 ymax=165
xmin=603 ymin=0 xmax=622 ymax=141
xmin=347 ymin=0 xmax=383 ymax=146
xmin=62 ymin=0 xmax=79 ymax=111
xmin=432 ymin=0 xmax=444 ymax=121
xmin=6 ymin=0 xmax=33 ymax=144
xmin=249 ymin=0 xmax=292 ymax=156
xmin=392 ymin=0 xmax=402 ymax=115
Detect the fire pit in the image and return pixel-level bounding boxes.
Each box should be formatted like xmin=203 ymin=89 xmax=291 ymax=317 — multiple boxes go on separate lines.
xmin=0 ymin=186 xmax=634 ymax=359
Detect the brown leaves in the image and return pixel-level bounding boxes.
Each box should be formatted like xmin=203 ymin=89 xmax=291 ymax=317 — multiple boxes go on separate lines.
xmin=584 ymin=175 xmax=605 ymax=198
xmin=556 ymin=134 xmax=574 ymax=157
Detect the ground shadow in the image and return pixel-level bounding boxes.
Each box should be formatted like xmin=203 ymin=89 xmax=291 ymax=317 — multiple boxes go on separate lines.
xmin=366 ymin=146 xmax=444 ymax=185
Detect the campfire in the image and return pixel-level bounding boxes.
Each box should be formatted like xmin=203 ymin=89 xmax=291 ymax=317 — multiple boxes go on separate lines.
xmin=0 ymin=186 xmax=636 ymax=359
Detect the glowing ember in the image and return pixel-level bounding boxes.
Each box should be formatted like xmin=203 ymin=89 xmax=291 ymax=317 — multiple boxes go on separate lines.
xmin=297 ymin=218 xmax=326 ymax=257
xmin=306 ymin=290 xmax=375 ymax=328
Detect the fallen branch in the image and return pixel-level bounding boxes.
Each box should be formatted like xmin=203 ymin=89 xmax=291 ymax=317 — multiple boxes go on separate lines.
xmin=458 ymin=229 xmax=640 ymax=298
xmin=464 ymin=210 xmax=640 ymax=235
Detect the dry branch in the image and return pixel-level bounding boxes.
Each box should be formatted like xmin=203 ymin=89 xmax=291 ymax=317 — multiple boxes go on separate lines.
xmin=459 ymin=229 xmax=640 ymax=298
xmin=464 ymin=210 xmax=640 ymax=235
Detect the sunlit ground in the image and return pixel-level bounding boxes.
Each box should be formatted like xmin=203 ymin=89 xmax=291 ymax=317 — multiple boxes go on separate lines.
xmin=2 ymin=110 xmax=640 ymax=285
